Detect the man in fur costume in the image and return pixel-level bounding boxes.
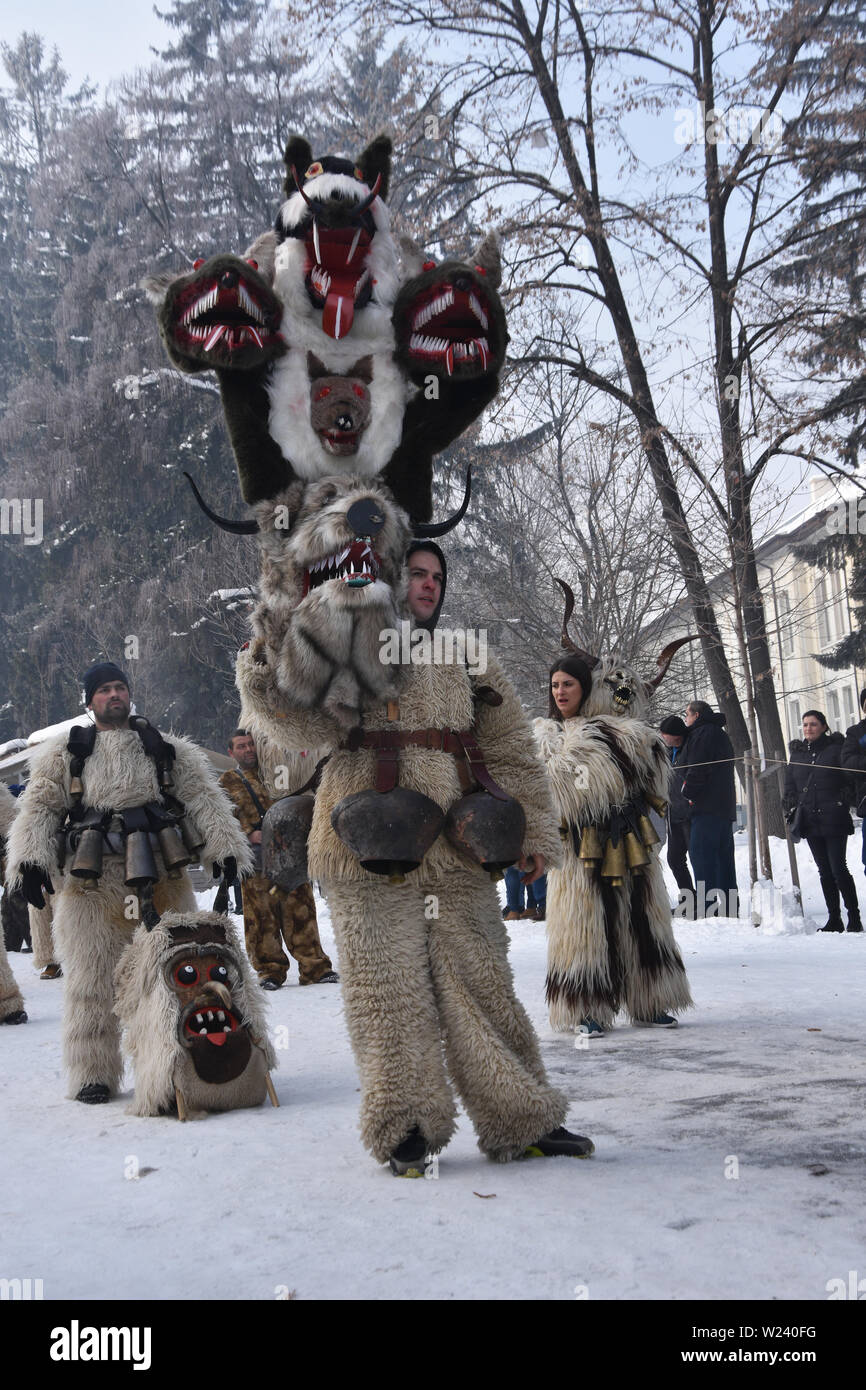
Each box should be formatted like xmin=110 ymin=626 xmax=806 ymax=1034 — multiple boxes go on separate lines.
xmin=114 ymin=911 xmax=277 ymax=1119
xmin=5 ymin=662 xmax=251 ymax=1102
xmin=238 ymin=521 xmax=594 ymax=1172
xmin=0 ymin=781 xmax=27 ymax=1024
xmin=219 ymin=730 xmax=337 ymax=988
xmin=533 ymin=583 xmax=694 ymax=1035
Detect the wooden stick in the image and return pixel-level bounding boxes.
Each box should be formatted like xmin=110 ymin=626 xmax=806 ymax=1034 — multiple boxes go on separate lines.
xmin=265 ymin=1072 xmax=279 ymax=1108
xmin=175 ymin=1085 xmax=187 ymax=1122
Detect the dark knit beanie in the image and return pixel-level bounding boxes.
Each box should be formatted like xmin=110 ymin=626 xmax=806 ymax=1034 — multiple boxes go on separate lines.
xmin=860 ymin=687 xmax=866 ymax=711
xmin=83 ymin=662 xmax=130 ymax=706
xmin=660 ymin=715 xmax=688 ymax=737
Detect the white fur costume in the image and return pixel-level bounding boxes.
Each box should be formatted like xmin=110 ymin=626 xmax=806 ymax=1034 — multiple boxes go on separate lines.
xmin=5 ymin=728 xmax=251 ymax=1096
xmin=535 ymin=669 xmax=693 ymax=1030
xmin=114 ymin=911 xmax=276 ymax=1118
xmin=239 ymin=641 xmax=569 ymax=1162
xmin=0 ymin=783 xmax=25 ymax=1021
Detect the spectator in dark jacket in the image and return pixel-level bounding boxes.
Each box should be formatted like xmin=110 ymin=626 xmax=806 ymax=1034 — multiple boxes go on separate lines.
xmin=660 ymin=716 xmax=695 ymax=907
xmin=678 ymin=701 xmax=738 ymax=915
xmin=786 ymin=710 xmax=861 ymax=933
xmin=841 ymin=686 xmax=866 ymax=878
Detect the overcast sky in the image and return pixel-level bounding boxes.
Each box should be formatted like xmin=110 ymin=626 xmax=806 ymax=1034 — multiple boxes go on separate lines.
xmin=0 ymin=0 xmax=172 ymax=91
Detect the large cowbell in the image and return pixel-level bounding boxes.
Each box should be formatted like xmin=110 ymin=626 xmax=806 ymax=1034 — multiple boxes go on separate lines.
xmin=444 ymin=790 xmax=526 ymax=871
xmin=331 ymin=788 xmax=445 ymax=878
xmin=261 ymin=794 xmax=316 ymax=893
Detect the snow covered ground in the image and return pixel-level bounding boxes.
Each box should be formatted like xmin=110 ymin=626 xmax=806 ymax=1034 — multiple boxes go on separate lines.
xmin=1 ymin=832 xmax=864 ymax=1302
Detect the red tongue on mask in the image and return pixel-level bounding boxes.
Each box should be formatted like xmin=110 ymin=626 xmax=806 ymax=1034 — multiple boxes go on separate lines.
xmin=206 ymin=1033 xmax=227 ymax=1047
xmin=307 ymin=225 xmax=373 ymax=340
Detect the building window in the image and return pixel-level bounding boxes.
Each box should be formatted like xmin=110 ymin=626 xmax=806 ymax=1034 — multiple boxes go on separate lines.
xmin=788 ymin=701 xmax=801 ymax=741
xmin=828 ymin=690 xmax=840 ymax=727
xmin=816 ymin=576 xmax=831 ymax=647
xmin=778 ymin=590 xmax=794 ymax=657
xmin=844 ymin=686 xmax=855 ymax=721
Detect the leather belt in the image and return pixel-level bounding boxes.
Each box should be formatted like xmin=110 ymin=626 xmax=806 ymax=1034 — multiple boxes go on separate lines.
xmin=340 ymin=726 xmax=512 ymax=800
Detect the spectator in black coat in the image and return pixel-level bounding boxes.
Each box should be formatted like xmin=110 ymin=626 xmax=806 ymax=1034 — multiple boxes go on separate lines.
xmin=660 ymin=716 xmax=695 ymax=908
xmin=841 ymin=686 xmax=866 ymax=880
xmin=786 ymin=710 xmax=861 ymax=933
xmin=678 ymin=701 xmax=739 ymax=915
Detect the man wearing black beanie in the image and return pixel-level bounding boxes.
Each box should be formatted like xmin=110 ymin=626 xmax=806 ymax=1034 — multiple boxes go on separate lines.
xmin=82 ymin=662 xmax=132 ymax=721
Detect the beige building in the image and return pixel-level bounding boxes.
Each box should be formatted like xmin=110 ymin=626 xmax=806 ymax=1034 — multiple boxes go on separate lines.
xmin=655 ymin=476 xmax=863 ymax=751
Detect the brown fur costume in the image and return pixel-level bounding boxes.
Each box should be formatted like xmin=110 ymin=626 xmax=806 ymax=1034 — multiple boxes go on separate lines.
xmin=535 ymin=654 xmax=693 ymax=1030
xmin=114 ymin=911 xmax=276 ymax=1118
xmin=5 ymin=728 xmax=251 ymax=1096
xmin=238 ymin=639 xmax=569 ymax=1162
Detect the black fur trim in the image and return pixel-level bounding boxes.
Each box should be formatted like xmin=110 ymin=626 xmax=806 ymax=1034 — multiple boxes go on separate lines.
xmin=595 ymin=722 xmax=638 ymax=787
xmin=629 ymin=873 xmax=683 ymax=976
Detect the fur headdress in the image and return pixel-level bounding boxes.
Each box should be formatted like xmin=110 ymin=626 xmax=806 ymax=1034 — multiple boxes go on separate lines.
xmin=115 ymin=911 xmax=276 ymax=1118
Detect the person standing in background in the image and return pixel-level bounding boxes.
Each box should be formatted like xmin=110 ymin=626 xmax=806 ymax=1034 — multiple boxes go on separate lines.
xmin=659 ymin=716 xmax=695 ymax=913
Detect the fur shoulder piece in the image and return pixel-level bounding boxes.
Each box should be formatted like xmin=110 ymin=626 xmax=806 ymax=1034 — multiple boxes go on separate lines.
xmin=534 ymin=713 xmax=667 ymax=826
xmin=0 ymin=782 xmax=16 ymax=840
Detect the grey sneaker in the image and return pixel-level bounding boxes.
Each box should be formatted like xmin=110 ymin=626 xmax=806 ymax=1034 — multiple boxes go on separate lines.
xmin=578 ymin=1017 xmax=604 ymax=1037
xmin=635 ymin=1012 xmax=678 ymax=1028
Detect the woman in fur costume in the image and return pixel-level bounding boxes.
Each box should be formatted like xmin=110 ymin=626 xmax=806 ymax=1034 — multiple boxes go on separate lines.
xmin=534 ymin=587 xmax=694 ymax=1035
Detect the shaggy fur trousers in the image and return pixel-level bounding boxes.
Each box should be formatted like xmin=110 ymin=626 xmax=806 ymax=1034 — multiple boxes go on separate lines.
xmin=52 ymin=860 xmax=195 ymax=1096
xmin=0 ymin=932 xmax=24 ymax=1020
xmin=324 ymin=872 xmax=566 ymax=1163
xmin=29 ymin=902 xmax=56 ymax=969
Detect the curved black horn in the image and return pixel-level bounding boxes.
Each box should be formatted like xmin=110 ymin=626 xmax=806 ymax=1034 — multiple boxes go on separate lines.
xmin=352 ymin=172 xmax=383 ymax=215
xmin=183 ymin=473 xmax=259 ymax=535
xmin=291 ymin=166 xmax=314 ymax=207
xmin=413 ymin=467 xmax=472 ymax=539
xmin=554 ymin=578 xmax=600 ymax=668
xmin=645 ymin=634 xmax=700 ymax=692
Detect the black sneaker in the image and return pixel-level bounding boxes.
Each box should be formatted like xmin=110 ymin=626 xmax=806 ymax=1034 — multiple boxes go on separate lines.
xmin=316 ymin=970 xmax=340 ymax=983
xmin=388 ymin=1126 xmax=430 ymax=1177
xmin=524 ymin=1126 xmax=594 ymax=1158
xmin=260 ymin=979 xmax=283 ymax=991
xmin=2 ymin=1009 xmax=28 ymax=1025
xmin=76 ymin=1083 xmax=110 ymax=1104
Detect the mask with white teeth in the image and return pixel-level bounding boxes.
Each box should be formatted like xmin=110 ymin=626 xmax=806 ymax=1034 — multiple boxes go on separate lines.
xmin=554 ymin=578 xmax=699 ymax=721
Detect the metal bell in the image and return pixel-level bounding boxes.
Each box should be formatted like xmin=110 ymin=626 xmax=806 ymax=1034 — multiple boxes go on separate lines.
xmin=637 ymin=813 xmax=661 ymax=848
xmin=645 ymin=793 xmax=667 ymax=816
xmin=623 ymin=830 xmax=650 ymax=872
xmin=331 ymin=788 xmax=445 ymax=877
xmin=156 ymin=826 xmax=191 ymax=878
xmin=179 ymin=817 xmax=206 ymax=858
xmin=578 ymin=824 xmax=604 ymax=861
xmin=600 ymin=836 xmax=627 ymax=884
xmin=443 ymin=791 xmax=526 ymax=871
xmin=124 ymin=831 xmax=159 ymax=888
xmin=69 ymin=826 xmax=104 ymax=884
xmin=262 ymin=794 xmax=316 ymax=893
